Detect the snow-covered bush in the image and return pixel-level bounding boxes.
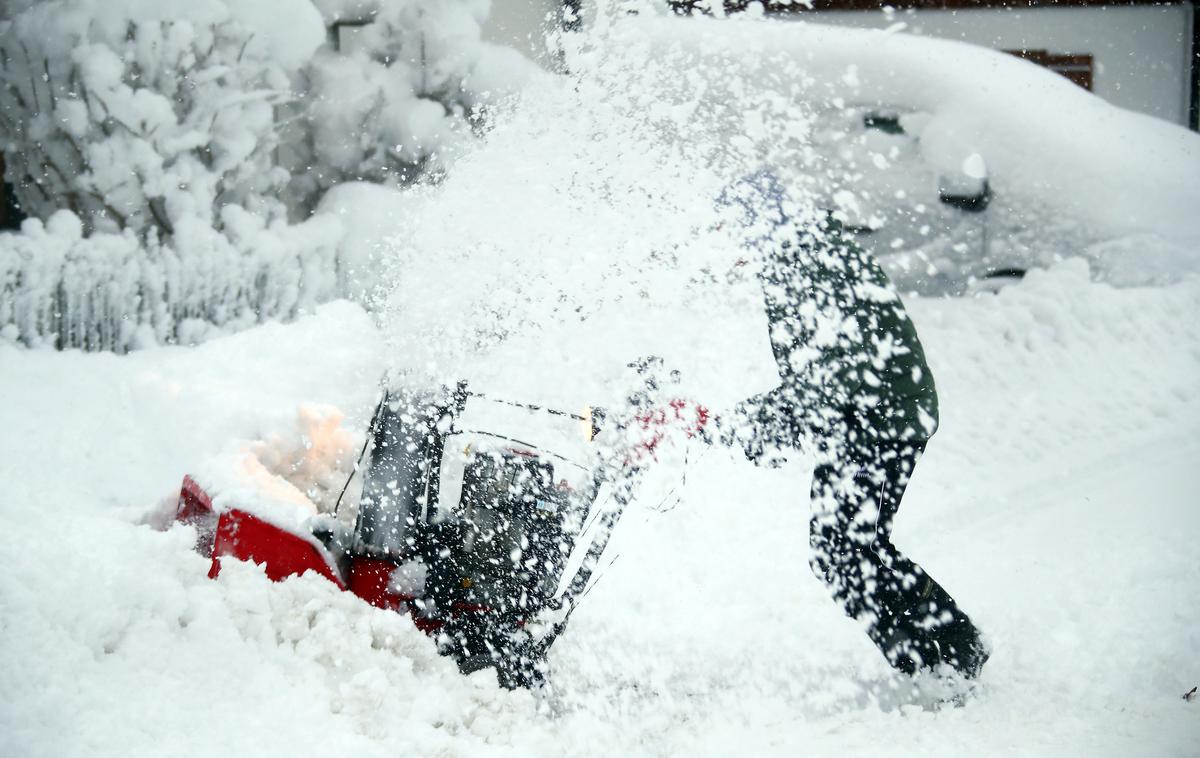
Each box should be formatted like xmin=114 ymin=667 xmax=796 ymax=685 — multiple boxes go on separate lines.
xmin=0 ymin=209 xmax=343 ymax=352
xmin=0 ymin=0 xmax=324 ymax=241
xmin=0 ymin=0 xmax=547 ymax=351
xmin=289 ymin=0 xmax=537 ymax=213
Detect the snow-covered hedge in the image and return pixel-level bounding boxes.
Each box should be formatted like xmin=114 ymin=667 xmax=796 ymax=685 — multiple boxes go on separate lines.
xmin=0 ymin=210 xmax=343 ymax=352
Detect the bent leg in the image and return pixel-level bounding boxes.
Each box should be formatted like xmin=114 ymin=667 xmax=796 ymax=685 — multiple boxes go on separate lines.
xmin=809 ymin=439 xmax=988 ymax=677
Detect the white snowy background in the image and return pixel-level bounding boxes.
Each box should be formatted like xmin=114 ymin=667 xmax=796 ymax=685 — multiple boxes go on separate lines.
xmin=1 ymin=3 xmax=1199 ymax=757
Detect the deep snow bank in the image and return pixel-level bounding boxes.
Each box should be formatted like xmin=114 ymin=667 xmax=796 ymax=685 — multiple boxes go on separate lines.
xmin=1 ymin=265 xmax=1197 ymax=756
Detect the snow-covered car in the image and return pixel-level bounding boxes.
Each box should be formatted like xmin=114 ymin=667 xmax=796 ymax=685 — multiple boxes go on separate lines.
xmin=806 ymin=105 xmax=1018 ymax=294
xmin=652 ymin=17 xmax=1200 ymax=295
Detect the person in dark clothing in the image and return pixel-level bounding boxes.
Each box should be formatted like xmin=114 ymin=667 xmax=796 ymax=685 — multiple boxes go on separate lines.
xmin=720 ymin=171 xmax=988 ymax=679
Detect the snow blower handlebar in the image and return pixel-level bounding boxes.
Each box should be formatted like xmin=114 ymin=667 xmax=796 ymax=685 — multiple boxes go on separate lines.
xmin=322 ymin=368 xmax=718 ymax=684
xmin=533 ymin=391 xmax=714 ymax=656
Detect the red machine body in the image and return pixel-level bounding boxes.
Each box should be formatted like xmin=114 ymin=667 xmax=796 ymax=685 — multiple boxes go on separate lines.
xmin=173 ymin=477 xmax=514 ymax=642
xmin=176 ymin=478 xmax=360 ymax=601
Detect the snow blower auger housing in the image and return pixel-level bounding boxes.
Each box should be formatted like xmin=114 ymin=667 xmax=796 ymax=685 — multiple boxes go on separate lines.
xmin=174 ymin=382 xmax=624 ymax=689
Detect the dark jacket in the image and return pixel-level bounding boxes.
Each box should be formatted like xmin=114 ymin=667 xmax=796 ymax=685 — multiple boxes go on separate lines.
xmin=751 ymin=214 xmax=939 ymax=446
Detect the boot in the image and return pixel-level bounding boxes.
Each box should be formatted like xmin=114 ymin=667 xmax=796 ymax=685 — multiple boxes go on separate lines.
xmin=871 ymin=575 xmax=989 ymax=679
xmin=930 ymin=613 xmax=989 ymax=679
xmin=872 ymin=617 xmax=938 ymax=675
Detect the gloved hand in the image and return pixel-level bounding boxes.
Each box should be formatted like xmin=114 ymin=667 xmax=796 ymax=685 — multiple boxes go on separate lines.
xmin=716 ymin=386 xmax=806 ymax=467
xmin=612 ymin=356 xmax=710 ymax=464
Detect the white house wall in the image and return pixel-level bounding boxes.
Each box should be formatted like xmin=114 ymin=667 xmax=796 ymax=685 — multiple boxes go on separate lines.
xmin=800 ymin=5 xmax=1194 ymax=125
xmin=481 ymin=0 xmax=566 ymax=64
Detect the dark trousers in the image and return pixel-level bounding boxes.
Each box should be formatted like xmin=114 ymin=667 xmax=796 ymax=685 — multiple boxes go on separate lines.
xmin=809 ymin=436 xmax=982 ymax=675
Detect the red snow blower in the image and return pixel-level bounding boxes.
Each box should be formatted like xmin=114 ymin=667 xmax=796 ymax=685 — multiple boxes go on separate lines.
xmin=174 ymin=380 xmax=660 ymax=688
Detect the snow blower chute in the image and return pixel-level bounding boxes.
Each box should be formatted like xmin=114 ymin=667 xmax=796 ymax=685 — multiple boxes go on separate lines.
xmin=174 ymin=381 xmax=631 ymax=688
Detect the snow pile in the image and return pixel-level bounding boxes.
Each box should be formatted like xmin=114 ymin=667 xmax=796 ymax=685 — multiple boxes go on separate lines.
xmin=1 ymin=527 xmax=538 ymax=758
xmin=1 ymin=266 xmax=1197 ymax=756
xmin=187 ymin=403 xmax=362 ymax=530
xmin=248 ymin=405 xmax=363 ymax=515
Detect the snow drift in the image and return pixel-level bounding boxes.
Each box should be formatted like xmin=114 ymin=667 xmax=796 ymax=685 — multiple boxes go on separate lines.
xmin=1 ymin=267 xmax=1198 ymax=756
xmin=2 ymin=5 xmax=1198 ymax=756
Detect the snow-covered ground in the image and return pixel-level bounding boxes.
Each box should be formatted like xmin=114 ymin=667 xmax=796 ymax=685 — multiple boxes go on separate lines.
xmin=2 ymin=260 xmax=1198 ymax=756
xmin=3 ymin=6 xmax=1200 ymax=756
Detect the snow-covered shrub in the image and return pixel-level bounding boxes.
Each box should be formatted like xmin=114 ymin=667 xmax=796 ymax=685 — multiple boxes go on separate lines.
xmin=0 ymin=0 xmax=546 ymax=351
xmin=0 ymin=0 xmax=322 ymax=240
xmin=0 ymin=210 xmax=344 ymax=352
xmin=0 ymin=1 xmax=362 ymax=351
xmin=289 ymin=0 xmax=538 ymax=213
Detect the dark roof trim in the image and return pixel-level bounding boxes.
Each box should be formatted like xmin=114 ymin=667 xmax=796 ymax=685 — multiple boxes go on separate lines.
xmin=677 ymin=0 xmax=1186 ymax=12
xmin=1191 ymin=0 xmax=1200 ymax=130
xmin=794 ymin=0 xmax=1181 ymax=10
